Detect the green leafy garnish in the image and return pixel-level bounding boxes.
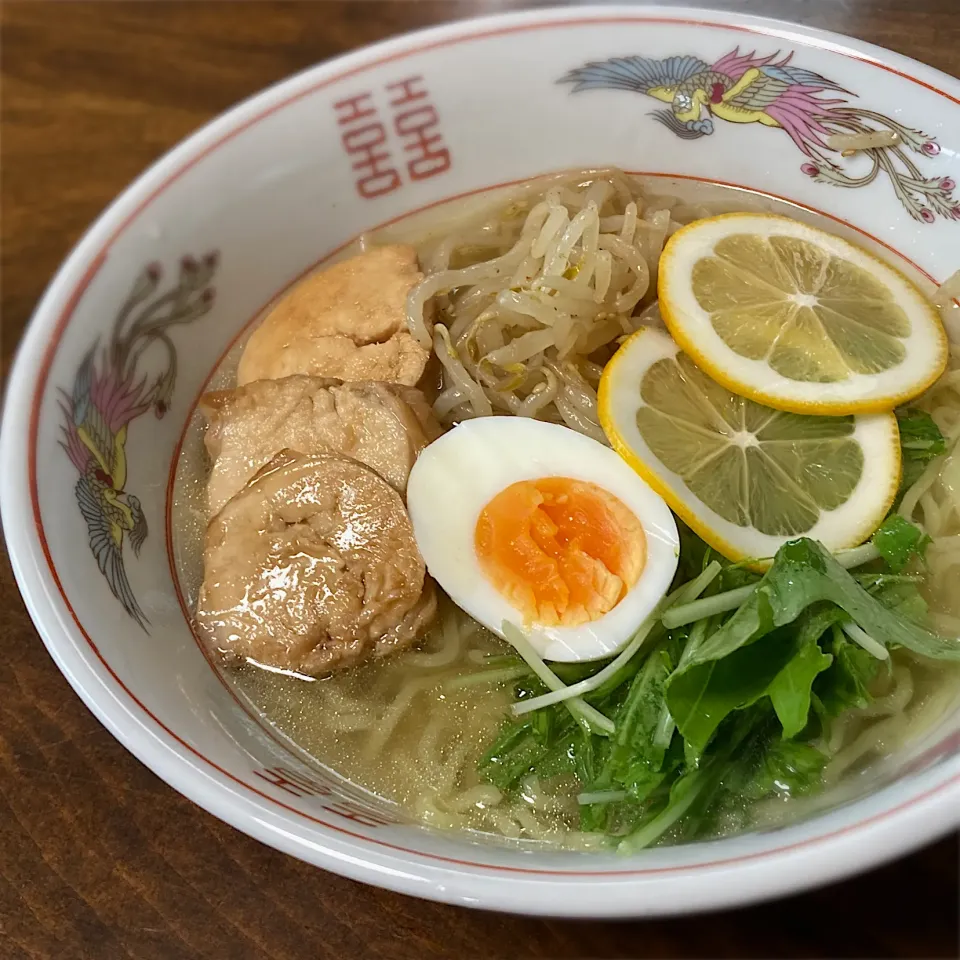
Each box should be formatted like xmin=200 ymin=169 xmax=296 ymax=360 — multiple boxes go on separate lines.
xmin=666 ymin=539 xmax=960 ymax=750
xmin=896 ymin=407 xmax=946 ymax=493
xmin=874 ymin=578 xmax=929 ymax=625
xmin=732 ymin=730 xmax=828 ymax=803
xmin=617 ymin=710 xmax=756 ymax=852
xmin=755 ymin=738 xmax=827 ymax=796
xmin=871 ymin=514 xmax=930 ymax=572
xmin=477 ymin=719 xmax=547 ymax=791
xmin=689 ymin=708 xmax=829 ymax=836
xmin=602 ymin=646 xmax=674 ymax=796
xmin=681 ymin=539 xmax=957 ymax=667
xmin=477 ymin=531 xmax=959 ymax=851
xmin=814 ymin=624 xmax=880 ymax=719
xmin=768 ymin=617 xmax=834 ymax=738
xmin=664 ymin=604 xmax=836 ymax=752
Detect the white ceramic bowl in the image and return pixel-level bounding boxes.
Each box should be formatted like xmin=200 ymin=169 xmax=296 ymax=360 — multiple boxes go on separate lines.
xmin=3 ymin=5 xmax=960 ymax=918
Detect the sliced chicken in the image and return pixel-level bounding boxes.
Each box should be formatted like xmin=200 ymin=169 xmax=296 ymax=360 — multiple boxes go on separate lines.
xmin=196 ymin=450 xmax=436 ymax=675
xmin=200 ymin=375 xmax=441 ymax=518
xmin=237 ymin=245 xmax=431 ymax=387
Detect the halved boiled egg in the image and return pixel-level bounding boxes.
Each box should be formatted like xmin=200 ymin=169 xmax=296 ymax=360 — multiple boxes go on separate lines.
xmin=406 ymin=418 xmax=679 ymax=662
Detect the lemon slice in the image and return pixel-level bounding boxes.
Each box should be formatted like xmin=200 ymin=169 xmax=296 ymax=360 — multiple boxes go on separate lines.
xmin=658 ymin=213 xmax=947 ymax=415
xmin=598 ymin=327 xmax=901 ymax=562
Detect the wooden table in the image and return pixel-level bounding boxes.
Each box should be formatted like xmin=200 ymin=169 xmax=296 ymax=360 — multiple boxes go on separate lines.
xmin=1 ymin=3 xmax=958 ymax=957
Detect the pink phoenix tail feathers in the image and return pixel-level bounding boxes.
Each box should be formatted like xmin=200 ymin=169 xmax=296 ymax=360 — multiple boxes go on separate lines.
xmin=57 ymin=252 xmax=219 ymax=629
xmin=559 ymin=46 xmax=958 ymax=223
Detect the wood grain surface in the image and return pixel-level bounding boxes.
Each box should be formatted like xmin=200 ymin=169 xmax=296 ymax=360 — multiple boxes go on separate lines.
xmin=1 ymin=3 xmax=958 ymax=958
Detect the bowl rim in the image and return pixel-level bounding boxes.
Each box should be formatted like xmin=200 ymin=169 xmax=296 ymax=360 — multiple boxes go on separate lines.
xmin=3 ymin=3 xmax=960 ymax=917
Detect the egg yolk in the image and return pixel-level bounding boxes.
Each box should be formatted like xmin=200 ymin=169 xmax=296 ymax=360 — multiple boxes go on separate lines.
xmin=475 ymin=477 xmax=646 ymax=627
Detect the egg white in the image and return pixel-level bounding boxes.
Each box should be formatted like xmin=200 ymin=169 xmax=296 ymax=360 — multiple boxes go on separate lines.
xmin=406 ymin=417 xmax=679 ymax=662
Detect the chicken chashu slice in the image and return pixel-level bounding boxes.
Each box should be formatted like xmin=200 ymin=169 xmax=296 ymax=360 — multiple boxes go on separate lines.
xmin=237 ymin=245 xmax=431 ymax=387
xmin=200 ymin=375 xmax=441 ymax=518
xmin=196 ymin=450 xmax=437 ymax=675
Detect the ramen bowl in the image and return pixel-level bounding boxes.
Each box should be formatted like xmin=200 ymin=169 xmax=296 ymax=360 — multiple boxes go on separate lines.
xmin=3 ymin=5 xmax=960 ymax=917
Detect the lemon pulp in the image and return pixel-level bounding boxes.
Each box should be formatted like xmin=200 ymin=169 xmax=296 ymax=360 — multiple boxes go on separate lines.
xmin=598 ymin=327 xmax=901 ymax=562
xmin=637 ymin=351 xmax=863 ymax=536
xmin=693 ymin=233 xmax=913 ymax=382
xmin=658 ymin=214 xmax=947 ymax=414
